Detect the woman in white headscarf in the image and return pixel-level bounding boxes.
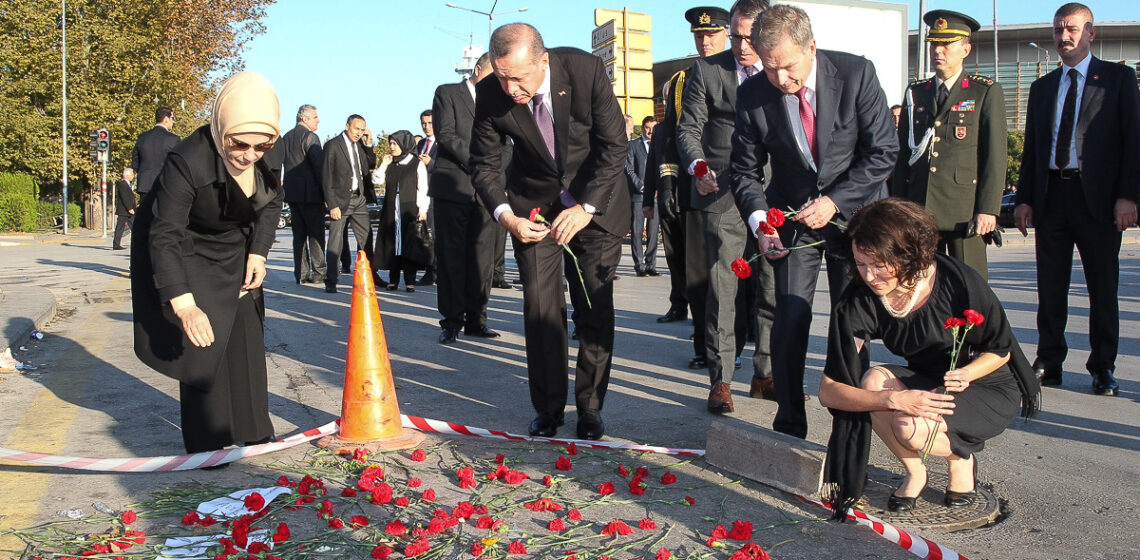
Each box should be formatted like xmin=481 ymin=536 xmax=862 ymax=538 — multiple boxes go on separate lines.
xmin=132 ymin=72 xmax=284 ymax=456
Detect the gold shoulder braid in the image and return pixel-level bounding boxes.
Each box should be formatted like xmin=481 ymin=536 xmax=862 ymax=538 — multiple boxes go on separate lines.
xmin=671 ymin=70 xmax=687 ymax=126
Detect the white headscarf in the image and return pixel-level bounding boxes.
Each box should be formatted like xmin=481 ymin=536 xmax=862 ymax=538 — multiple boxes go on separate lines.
xmin=209 ymin=72 xmax=280 ymax=195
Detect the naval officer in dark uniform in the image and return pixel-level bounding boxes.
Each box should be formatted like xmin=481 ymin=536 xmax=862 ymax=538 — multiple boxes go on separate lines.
xmin=891 ymin=10 xmax=1007 ymax=280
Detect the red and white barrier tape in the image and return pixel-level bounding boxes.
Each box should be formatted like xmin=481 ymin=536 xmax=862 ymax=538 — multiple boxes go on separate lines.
xmin=0 ymin=413 xmax=963 ymax=559
xmin=798 ymin=496 xmax=965 ymax=560
xmin=0 ymin=421 xmax=338 ymax=472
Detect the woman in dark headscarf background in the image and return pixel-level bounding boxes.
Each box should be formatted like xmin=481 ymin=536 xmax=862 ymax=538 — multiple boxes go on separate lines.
xmin=373 ymin=130 xmax=430 ymax=291
xmin=132 ymin=72 xmax=283 ymax=456
xmin=819 ymin=199 xmax=1039 ymax=515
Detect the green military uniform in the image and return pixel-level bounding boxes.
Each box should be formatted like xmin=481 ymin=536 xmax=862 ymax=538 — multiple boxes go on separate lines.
xmin=891 ymin=10 xmax=1008 ymax=280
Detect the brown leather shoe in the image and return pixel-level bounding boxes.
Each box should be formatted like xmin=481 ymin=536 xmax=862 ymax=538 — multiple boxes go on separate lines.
xmin=707 ymin=382 xmax=734 ymax=414
xmin=749 ymin=377 xmax=776 ymax=400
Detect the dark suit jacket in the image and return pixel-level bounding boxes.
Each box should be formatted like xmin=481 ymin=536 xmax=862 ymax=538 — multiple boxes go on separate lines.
xmin=625 ymin=136 xmax=650 ymax=196
xmin=279 ymin=123 xmax=324 ymax=205
xmin=1016 ymin=57 xmax=1140 ymax=223
xmin=730 ymin=49 xmax=897 ymax=224
xmin=892 ymin=74 xmax=1008 ymax=232
xmin=644 ymin=69 xmax=692 ymax=212
xmin=114 ymin=179 xmax=136 ymax=216
xmin=470 ymin=47 xmax=630 ymax=236
xmin=416 ymin=136 xmax=439 ymax=174
xmin=430 ymin=81 xmax=479 ymax=203
xmin=322 ymin=133 xmax=376 ymax=212
xmin=131 ymin=125 xmax=180 ymax=193
xmin=677 ymin=50 xmax=749 ymax=213
xmin=131 ymin=125 xmax=282 ymax=389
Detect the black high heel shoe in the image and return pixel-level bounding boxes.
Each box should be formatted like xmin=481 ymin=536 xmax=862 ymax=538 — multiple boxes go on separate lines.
xmin=887 ymin=479 xmax=928 ymax=513
xmin=944 ymin=456 xmax=978 ymax=508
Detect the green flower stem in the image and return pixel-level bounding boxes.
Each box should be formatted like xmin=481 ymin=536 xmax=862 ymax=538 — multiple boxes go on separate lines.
xmin=562 ymin=243 xmax=592 ymax=309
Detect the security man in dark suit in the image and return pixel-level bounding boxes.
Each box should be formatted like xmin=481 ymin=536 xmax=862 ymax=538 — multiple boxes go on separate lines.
xmin=322 ymin=114 xmax=377 ymax=293
xmin=112 ymin=168 xmax=136 ymax=250
xmin=279 ymin=104 xmax=326 ymax=285
xmin=471 ymin=23 xmax=629 ymax=441
xmin=431 ymin=54 xmax=501 ymax=344
xmin=625 ymin=116 xmax=659 ymax=276
xmin=130 ymin=106 xmax=180 ymax=195
xmin=731 ymin=5 xmax=897 ymax=438
xmin=678 ymin=0 xmax=775 ymax=415
xmin=1015 ymin=2 xmax=1140 ymax=396
xmin=892 ymin=10 xmax=1008 ymax=280
xmin=415 ymin=110 xmax=440 ymax=286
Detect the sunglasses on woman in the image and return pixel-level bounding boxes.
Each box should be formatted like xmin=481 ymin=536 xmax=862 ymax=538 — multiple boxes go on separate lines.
xmin=226 ymin=137 xmax=276 ymax=153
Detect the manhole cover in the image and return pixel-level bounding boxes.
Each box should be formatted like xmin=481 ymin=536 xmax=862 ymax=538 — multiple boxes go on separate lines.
xmin=861 ymin=470 xmax=999 ymax=532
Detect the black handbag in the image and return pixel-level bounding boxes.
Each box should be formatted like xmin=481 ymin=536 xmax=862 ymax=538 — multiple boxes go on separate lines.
xmin=404 ymin=221 xmax=433 ymax=267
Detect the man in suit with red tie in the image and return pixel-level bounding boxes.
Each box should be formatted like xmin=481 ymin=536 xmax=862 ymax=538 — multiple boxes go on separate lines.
xmin=416 ymin=110 xmax=439 ymax=286
xmin=471 ymin=23 xmax=629 ymax=440
xmin=1014 ymin=3 xmax=1140 ymax=397
xmin=730 ymin=5 xmax=897 ymax=438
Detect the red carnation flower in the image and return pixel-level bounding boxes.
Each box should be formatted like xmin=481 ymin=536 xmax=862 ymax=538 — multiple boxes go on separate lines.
xmin=317 ymin=500 xmax=334 ymax=518
xmin=474 ymin=505 xmax=489 ymax=515
xmin=276 ymin=475 xmax=291 ymax=486
xmin=452 ymin=501 xmax=475 ymax=520
xmin=758 ymin=221 xmax=777 ymax=235
xmin=597 ymin=482 xmax=616 ymax=495
xmin=407 ymin=477 xmax=422 ymax=488
xmin=685 ymin=496 xmax=696 ymax=506
xmin=508 ymin=541 xmax=528 ymax=555
xmin=199 ymin=515 xmax=217 ymax=527
xmin=422 ymin=488 xmax=436 ymax=501
xmin=555 ymin=456 xmax=572 ymax=470
xmin=656 ymin=549 xmax=673 ymax=560
xmin=529 ymin=208 xmax=542 ymax=222
xmin=495 ymin=453 xmax=505 ymax=464
xmin=411 ymin=449 xmax=427 ymax=461
xmin=341 ymin=487 xmax=358 ymax=497
xmin=272 ymin=522 xmax=290 ymax=543
xmin=731 ymin=258 xmax=752 ymax=279
xmin=660 ymin=472 xmax=677 ymax=485
xmin=471 ymin=542 xmax=486 ymax=557
xmin=629 ymin=477 xmax=646 ymax=495
xmin=385 ymin=520 xmax=407 ymax=536
xmin=247 ymin=542 xmax=271 ymax=554
xmin=731 ymin=543 xmax=772 ymax=560
xmin=711 ymin=524 xmax=729 ymax=539
xmin=475 ymin=516 xmax=495 ymax=529
xmin=567 ymin=442 xmax=578 ymax=455
xmin=617 ymin=464 xmax=629 ymax=477
xmin=352 ymin=448 xmax=369 ymax=462
xmin=371 ymin=483 xmax=393 ymax=504
xmin=350 ymin=515 xmax=369 ymax=528
xmin=371 ymin=545 xmax=392 ymax=559
xmin=601 ymin=520 xmax=634 ymax=536
xmin=766 ymin=208 xmax=786 ymax=228
xmin=395 ymin=496 xmax=410 ymax=507
xmin=567 ymin=509 xmax=582 ymax=521
xmin=503 ymin=470 xmax=529 ymax=485
xmin=548 ymin=518 xmax=567 ymax=532
xmin=694 ymin=160 xmax=709 ymax=178
xmin=243 ymin=492 xmax=265 ymax=512
xmin=963 ymin=309 xmax=985 ymax=326
xmin=542 ymin=475 xmax=553 ymax=487
xmin=120 ymin=510 xmax=137 ymax=525
xmin=328 ymin=518 xmax=345 ymax=529
xmin=727 ymin=519 xmax=753 ymax=541
xmin=639 ymin=518 xmax=658 ymax=530
xmin=944 ymin=317 xmax=967 ymax=330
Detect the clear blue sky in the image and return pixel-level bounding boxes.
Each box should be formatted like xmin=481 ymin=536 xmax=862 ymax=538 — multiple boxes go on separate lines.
xmin=241 ymin=0 xmax=1135 ymax=140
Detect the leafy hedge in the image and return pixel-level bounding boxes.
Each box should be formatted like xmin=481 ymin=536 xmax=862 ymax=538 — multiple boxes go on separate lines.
xmin=0 ymin=172 xmax=82 ymax=232
xmin=0 ymin=190 xmax=37 ymax=231
xmin=0 ymin=172 xmax=36 ymax=195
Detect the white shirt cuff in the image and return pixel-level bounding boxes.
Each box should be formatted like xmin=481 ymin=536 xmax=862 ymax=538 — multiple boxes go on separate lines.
xmin=493 ymin=203 xmax=511 ymax=221
xmin=582 ymin=203 xmax=596 ymax=214
xmin=747 ymin=210 xmax=766 ymax=239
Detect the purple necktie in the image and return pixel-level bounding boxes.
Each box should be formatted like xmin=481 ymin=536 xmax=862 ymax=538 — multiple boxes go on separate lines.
xmin=532 ymin=93 xmax=557 ymax=162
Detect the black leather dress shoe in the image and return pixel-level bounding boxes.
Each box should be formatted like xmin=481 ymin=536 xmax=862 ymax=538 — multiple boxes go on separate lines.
xmin=646 ymin=269 xmax=659 ymax=276
xmin=1091 ymin=369 xmax=1120 ymax=396
xmin=324 ymin=285 xmax=337 ymax=294
xmin=1034 ymin=363 xmax=1062 ymax=386
xmin=656 ymin=309 xmax=687 ymax=323
xmin=492 ymin=279 xmax=512 ymax=289
xmin=416 ymin=273 xmax=436 ymax=286
xmin=577 ymin=409 xmax=605 ymax=440
xmin=688 ymin=356 xmax=707 ymax=369
xmin=439 ymin=328 xmax=459 ymax=344
xmin=464 ymin=325 xmax=501 ymax=339
xmin=944 ymin=457 xmax=978 ymax=508
xmin=635 ymin=269 xmax=648 ymax=277
xmin=528 ymin=412 xmax=565 ymax=437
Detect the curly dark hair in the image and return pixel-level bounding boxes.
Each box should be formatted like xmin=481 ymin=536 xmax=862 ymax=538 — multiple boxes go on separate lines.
xmin=846 ymin=198 xmax=939 ymax=289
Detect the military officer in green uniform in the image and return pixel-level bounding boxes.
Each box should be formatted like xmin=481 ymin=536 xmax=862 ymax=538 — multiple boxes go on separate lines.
xmin=892 ymin=9 xmax=1008 ymax=280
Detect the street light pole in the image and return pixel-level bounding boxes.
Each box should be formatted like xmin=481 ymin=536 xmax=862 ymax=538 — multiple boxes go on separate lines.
xmin=1028 ymin=42 xmax=1049 ymax=76
xmin=61 ymin=0 xmax=69 ymax=235
xmin=444 ymin=2 xmax=529 ymax=39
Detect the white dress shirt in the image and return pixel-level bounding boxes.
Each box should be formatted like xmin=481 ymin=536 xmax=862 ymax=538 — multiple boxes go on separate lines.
xmin=1050 ymin=52 xmax=1090 ymax=170
xmin=342 ymin=132 xmax=360 ymax=193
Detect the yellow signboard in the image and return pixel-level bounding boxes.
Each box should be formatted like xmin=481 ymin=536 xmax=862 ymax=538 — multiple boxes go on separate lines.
xmin=611 ymin=31 xmax=652 ymax=51
xmin=594 ymin=8 xmax=651 ymax=31
xmin=610 ymin=69 xmax=654 ymax=98
xmin=619 ymin=98 xmax=656 ymax=120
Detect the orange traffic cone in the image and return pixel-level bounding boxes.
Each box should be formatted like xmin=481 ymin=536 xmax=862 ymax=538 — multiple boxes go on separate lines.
xmin=316 ymin=251 xmax=425 ymax=454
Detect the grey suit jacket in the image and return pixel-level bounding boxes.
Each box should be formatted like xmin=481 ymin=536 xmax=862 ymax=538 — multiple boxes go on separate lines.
xmin=430 ymin=81 xmax=477 ymax=202
xmin=1017 ymin=56 xmax=1140 ymax=223
xmin=729 ymin=49 xmax=897 ymax=224
xmin=279 ymin=123 xmax=324 ymax=205
xmin=625 ymin=137 xmax=650 ymax=196
xmin=677 ymin=50 xmax=750 ymax=213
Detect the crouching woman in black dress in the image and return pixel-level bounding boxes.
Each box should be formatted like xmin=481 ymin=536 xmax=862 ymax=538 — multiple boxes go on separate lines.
xmin=819 ymin=199 xmax=1039 ymax=515
xmin=132 ymin=72 xmax=283 ymax=455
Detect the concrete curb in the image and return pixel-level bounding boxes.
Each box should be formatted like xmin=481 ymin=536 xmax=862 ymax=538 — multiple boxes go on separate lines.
xmin=0 ymin=285 xmax=58 ymax=356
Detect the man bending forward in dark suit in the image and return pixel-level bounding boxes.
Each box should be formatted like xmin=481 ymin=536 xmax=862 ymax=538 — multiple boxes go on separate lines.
xmin=730 ymin=5 xmax=897 ymax=438
xmin=1014 ymin=2 xmax=1140 ymax=396
xmin=471 ymin=23 xmax=629 ymax=440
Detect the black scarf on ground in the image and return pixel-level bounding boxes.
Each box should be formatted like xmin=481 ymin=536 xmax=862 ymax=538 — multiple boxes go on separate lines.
xmin=822 ymin=254 xmax=1041 ymax=519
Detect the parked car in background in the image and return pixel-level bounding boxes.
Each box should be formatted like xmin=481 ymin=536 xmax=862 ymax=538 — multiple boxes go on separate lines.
xmin=323 ymin=203 xmax=382 ymax=228
xmin=999 ymin=192 xmax=1015 ymax=228
xmin=278 ymin=203 xmax=291 ymax=229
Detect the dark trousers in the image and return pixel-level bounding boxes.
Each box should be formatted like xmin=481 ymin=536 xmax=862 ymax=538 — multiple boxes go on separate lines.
xmin=703 ymin=210 xmax=749 ymax=386
xmin=493 ymin=227 xmax=508 ymax=283
xmin=387 ymin=255 xmax=419 ymax=288
xmin=938 ymin=231 xmax=988 ymax=281
xmin=179 ymin=295 xmax=273 ymax=453
xmin=112 ymin=214 xmax=133 ymax=248
xmin=746 ymin=240 xmax=776 ymax=381
xmin=1034 ymin=174 xmax=1121 ymax=373
xmin=325 ymin=194 xmax=373 ymax=288
xmin=290 ymin=203 xmax=326 ymax=283
xmin=657 ymin=196 xmax=687 ymax=313
xmin=685 ymin=210 xmax=710 ymax=358
xmin=435 ymin=197 xmax=495 ymax=329
xmin=514 ymin=223 xmax=620 ymax=414
xmin=629 ymin=194 xmax=660 ymax=273
xmin=340 ymin=226 xmax=352 ymax=272
xmin=771 ymin=225 xmax=854 ymax=438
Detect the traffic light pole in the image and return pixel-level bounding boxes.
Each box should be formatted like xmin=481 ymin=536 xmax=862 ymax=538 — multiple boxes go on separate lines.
xmin=100 ymin=159 xmax=108 ymax=238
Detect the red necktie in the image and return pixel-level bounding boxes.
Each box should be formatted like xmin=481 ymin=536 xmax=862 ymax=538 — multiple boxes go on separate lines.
xmin=796 ymin=87 xmax=817 ymax=163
